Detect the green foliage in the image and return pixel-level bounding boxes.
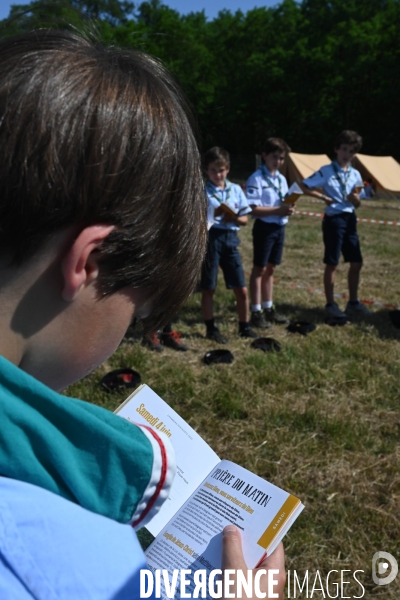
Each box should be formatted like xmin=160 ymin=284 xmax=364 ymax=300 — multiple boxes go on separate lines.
xmin=1 ymin=0 xmax=400 ymax=154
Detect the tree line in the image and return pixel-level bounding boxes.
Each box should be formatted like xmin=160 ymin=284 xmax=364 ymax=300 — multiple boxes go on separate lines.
xmin=2 ymin=0 xmax=400 ymax=168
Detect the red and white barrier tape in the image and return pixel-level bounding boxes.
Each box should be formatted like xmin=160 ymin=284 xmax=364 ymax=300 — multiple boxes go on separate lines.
xmin=295 ymin=211 xmax=400 ymax=226
xmin=303 ymin=197 xmax=400 ymax=209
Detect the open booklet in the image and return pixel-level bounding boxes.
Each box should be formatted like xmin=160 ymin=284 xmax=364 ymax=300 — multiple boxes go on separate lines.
xmin=282 ymin=182 xmax=303 ymax=205
xmin=115 ymin=385 xmax=303 ymax=595
xmin=219 ymin=202 xmax=250 ymax=217
xmin=219 ymin=202 xmax=238 ymax=217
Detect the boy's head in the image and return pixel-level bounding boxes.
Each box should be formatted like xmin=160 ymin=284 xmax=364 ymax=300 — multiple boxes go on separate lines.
xmin=202 ymin=147 xmax=230 ymax=188
xmin=0 ymin=30 xmax=207 ymax=336
xmin=334 ymin=130 xmax=362 ymax=166
xmin=261 ymin=138 xmax=290 ymax=174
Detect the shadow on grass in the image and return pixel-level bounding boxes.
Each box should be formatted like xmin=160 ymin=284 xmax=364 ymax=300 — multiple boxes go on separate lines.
xmin=277 ymin=303 xmax=400 ymax=342
xmin=124 ymin=300 xmax=400 ymax=344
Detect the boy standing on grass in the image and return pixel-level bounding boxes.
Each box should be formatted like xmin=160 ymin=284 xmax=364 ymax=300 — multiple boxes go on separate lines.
xmin=201 ymin=147 xmax=257 ymax=343
xmin=246 ymin=138 xmax=295 ymax=329
xmin=0 ymin=31 xmax=285 ymax=598
xmin=301 ymin=130 xmax=371 ymax=319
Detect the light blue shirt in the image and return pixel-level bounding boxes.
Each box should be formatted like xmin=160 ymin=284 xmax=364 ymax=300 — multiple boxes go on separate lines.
xmin=206 ymin=180 xmax=251 ymax=231
xmin=246 ymin=168 xmax=289 ymax=225
xmin=0 ymin=477 xmax=154 ymax=599
xmin=302 ymin=162 xmax=364 ymax=216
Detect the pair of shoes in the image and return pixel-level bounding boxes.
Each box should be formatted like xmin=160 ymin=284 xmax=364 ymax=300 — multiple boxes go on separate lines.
xmin=325 ymin=302 xmax=347 ymax=319
xmin=206 ymin=328 xmax=228 ymax=344
xmin=345 ymin=301 xmax=373 ymax=317
xmin=160 ymin=330 xmax=188 ymax=351
xmin=239 ymin=326 xmax=258 ymax=339
xmin=250 ymin=310 xmax=271 ymax=329
xmin=264 ymin=305 xmax=289 ymax=325
xmin=141 ymin=332 xmax=164 ymax=352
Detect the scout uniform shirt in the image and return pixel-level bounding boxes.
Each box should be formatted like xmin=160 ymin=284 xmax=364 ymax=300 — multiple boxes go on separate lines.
xmin=206 ymin=180 xmax=252 ymax=230
xmin=246 ymin=166 xmax=289 ymax=225
xmin=302 ymin=161 xmax=364 ymax=216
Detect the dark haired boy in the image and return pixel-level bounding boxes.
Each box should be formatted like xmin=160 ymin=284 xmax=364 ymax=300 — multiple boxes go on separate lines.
xmin=301 ymin=130 xmax=371 ymax=319
xmin=201 ymin=147 xmax=257 ymax=343
xmin=246 ymin=138 xmax=294 ymax=329
xmin=0 ymin=31 xmax=287 ymax=598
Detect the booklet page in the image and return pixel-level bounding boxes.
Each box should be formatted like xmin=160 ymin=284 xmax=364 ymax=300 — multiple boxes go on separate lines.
xmin=145 ymin=459 xmax=303 ymax=599
xmin=115 ymin=384 xmax=220 ymax=536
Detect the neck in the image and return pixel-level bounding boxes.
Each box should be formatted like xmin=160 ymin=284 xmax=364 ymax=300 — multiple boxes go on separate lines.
xmin=263 ymin=165 xmax=276 ymax=176
xmin=210 ymin=180 xmax=226 ymax=190
xmin=336 ymin=160 xmax=349 ymax=171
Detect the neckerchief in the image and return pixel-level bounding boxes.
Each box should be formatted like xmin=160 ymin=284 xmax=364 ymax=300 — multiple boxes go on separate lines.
xmin=260 ymin=165 xmax=283 ymax=202
xmin=0 ymin=356 xmax=161 ymax=525
xmin=332 ymin=161 xmax=352 ymax=200
xmin=206 ymin=179 xmax=232 ymax=204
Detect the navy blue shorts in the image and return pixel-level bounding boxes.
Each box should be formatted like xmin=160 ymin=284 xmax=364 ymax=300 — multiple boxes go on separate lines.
xmin=322 ymin=212 xmax=363 ymax=265
xmin=252 ymin=219 xmax=285 ymax=268
xmin=201 ymin=227 xmax=246 ymax=290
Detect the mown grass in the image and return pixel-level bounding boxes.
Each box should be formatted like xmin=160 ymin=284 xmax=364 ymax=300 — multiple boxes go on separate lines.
xmin=66 ymin=196 xmax=400 ymax=598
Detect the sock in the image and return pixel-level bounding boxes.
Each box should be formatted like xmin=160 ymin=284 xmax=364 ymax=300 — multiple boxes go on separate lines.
xmin=348 ymin=300 xmax=360 ymax=305
xmin=239 ymin=321 xmax=250 ymax=332
xmin=251 ymin=304 xmax=261 ymax=312
xmin=262 ymin=300 xmax=273 ymax=310
xmin=325 ymin=303 xmax=333 ymax=307
xmin=205 ymin=318 xmax=215 ymax=332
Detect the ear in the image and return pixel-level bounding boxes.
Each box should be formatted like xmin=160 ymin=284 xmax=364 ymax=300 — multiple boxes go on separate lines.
xmin=61 ymin=225 xmax=115 ymax=302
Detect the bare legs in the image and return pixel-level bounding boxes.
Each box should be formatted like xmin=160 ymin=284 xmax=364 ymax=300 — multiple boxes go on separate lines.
xmin=201 ymin=289 xmax=214 ymax=321
xmin=233 ymin=287 xmax=249 ymax=322
xmin=324 ymin=262 xmax=362 ymax=304
xmin=348 ymin=262 xmax=362 ymax=302
xmin=250 ymin=263 xmax=275 ymax=306
xmin=202 ymin=287 xmax=249 ymax=322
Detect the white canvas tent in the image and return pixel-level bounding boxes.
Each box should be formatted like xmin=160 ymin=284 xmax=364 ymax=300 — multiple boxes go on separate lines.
xmin=281 ymin=153 xmax=331 ymax=184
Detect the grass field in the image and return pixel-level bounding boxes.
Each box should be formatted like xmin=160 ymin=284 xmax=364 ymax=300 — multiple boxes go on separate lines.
xmin=67 ymin=196 xmax=400 ymax=598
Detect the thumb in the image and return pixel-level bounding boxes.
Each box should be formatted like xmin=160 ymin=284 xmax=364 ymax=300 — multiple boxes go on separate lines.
xmin=222 ymin=525 xmax=248 ymax=572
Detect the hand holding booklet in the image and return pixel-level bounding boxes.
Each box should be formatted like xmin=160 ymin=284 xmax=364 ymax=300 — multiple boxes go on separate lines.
xmin=116 ymin=385 xmax=303 ymax=598
xmin=282 ymin=182 xmax=303 ymax=205
xmin=219 ymin=202 xmax=237 ymax=217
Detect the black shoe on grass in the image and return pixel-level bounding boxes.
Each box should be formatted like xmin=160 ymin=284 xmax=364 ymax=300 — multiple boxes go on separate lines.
xmin=141 ymin=333 xmax=164 ymax=352
xmin=239 ymin=326 xmax=258 ymax=339
xmin=250 ymin=310 xmax=271 ymax=329
xmin=264 ymin=305 xmax=289 ymax=325
xmin=160 ymin=331 xmax=188 ymax=351
xmin=206 ymin=328 xmax=228 ymax=344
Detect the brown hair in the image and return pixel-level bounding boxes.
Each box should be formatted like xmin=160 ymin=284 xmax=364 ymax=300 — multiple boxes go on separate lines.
xmin=262 ymin=137 xmax=291 ymax=158
xmin=202 ymin=147 xmax=230 ymax=170
xmin=0 ymin=30 xmax=207 ymax=332
xmin=334 ymin=130 xmax=363 ymax=152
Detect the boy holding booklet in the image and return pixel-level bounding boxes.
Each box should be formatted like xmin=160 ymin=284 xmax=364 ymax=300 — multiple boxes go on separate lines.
xmin=201 ymin=147 xmax=257 ymax=343
xmin=0 ymin=30 xmax=284 ymax=599
xmin=246 ymin=138 xmax=295 ymax=329
xmin=301 ymin=130 xmax=371 ymax=320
